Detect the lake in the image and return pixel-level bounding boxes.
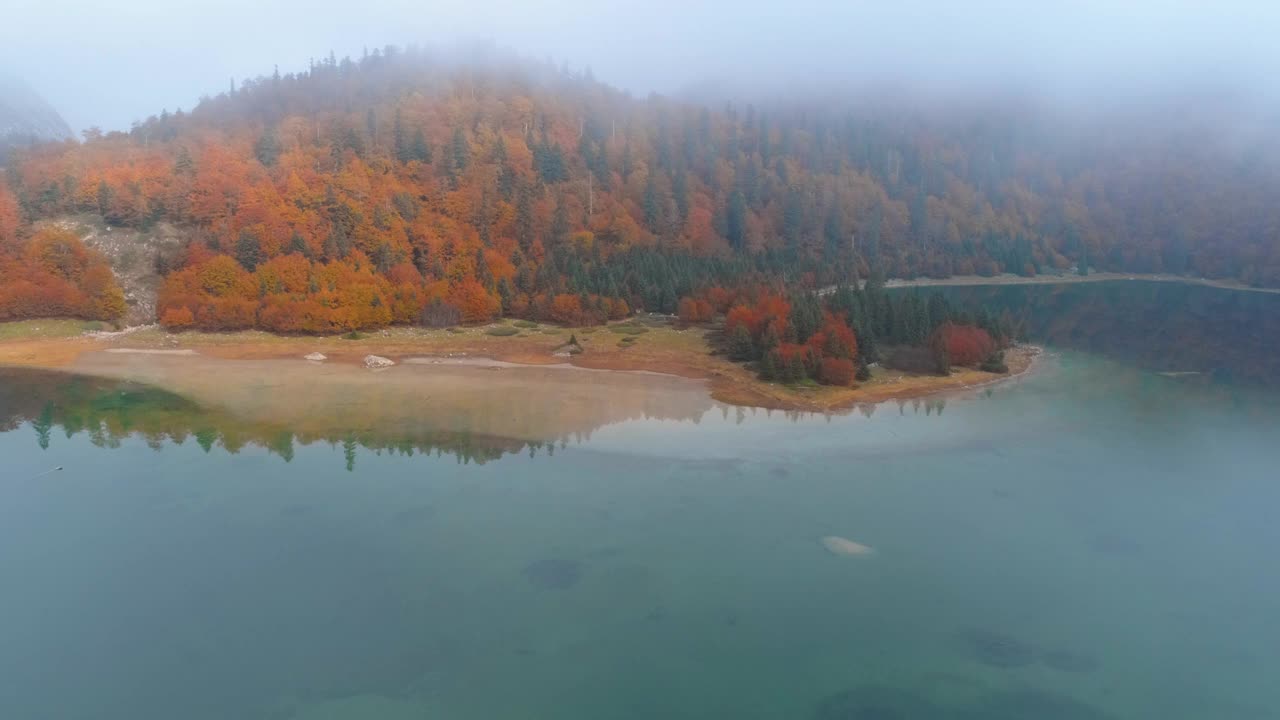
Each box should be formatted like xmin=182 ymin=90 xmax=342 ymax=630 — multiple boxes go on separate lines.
xmin=1 ymin=281 xmax=1279 ymax=720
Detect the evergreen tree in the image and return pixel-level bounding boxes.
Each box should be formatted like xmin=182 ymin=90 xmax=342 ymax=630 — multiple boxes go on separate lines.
xmin=287 ymin=232 xmax=311 ymax=258
xmin=451 ymin=127 xmax=470 ymax=173
xmin=393 ymin=108 xmax=410 ymax=163
xmin=759 ymin=350 xmax=779 ymax=380
xmin=494 ymin=137 xmax=514 ymax=200
xmin=497 ymin=277 xmax=514 ymax=314
xmin=726 ymin=191 xmax=747 ymax=250
xmin=411 ymin=129 xmax=432 ymax=163
xmin=516 ymin=188 xmax=536 ymax=251
xmin=783 ymin=189 xmax=804 ymax=247
xmin=549 ymin=197 xmax=569 ymax=246
xmin=235 ymin=230 xmax=263 ymax=271
xmin=855 ymin=358 xmax=872 ymax=382
xmin=759 ymin=322 xmax=781 ymax=354
xmin=643 ymin=171 xmax=661 ymax=231
xmin=174 ymin=146 xmax=195 ymax=175
xmin=475 ymin=246 xmax=493 ymax=288
xmin=672 ymin=171 xmax=690 ymax=222
xmin=374 ymin=243 xmax=394 ymax=273
xmin=728 ymin=323 xmax=756 ymax=361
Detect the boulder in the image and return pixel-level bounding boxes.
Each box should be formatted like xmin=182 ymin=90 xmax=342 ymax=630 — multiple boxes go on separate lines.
xmin=821 ymin=536 xmax=874 ymax=556
xmin=363 ymin=354 xmax=394 ymax=369
xmin=304 ymin=352 xmax=327 ymax=361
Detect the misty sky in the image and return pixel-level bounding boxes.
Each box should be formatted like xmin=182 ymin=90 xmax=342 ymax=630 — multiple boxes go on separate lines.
xmin=3 ymin=0 xmax=1278 ymax=132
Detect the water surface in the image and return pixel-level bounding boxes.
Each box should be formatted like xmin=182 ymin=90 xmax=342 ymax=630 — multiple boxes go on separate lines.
xmin=1 ymin=336 xmax=1278 ymax=719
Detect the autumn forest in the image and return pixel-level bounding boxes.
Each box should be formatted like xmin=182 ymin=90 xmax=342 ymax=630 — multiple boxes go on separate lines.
xmin=2 ymin=45 xmax=1278 ymax=354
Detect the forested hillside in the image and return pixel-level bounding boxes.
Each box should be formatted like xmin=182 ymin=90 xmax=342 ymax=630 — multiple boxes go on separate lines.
xmin=3 ymin=46 xmax=1278 ymax=330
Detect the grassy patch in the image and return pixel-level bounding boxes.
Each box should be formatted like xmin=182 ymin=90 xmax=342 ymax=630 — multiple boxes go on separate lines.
xmin=609 ymin=324 xmax=649 ymax=336
xmin=540 ymin=328 xmax=563 ymax=335
xmin=343 ymin=330 xmax=366 ymax=340
xmin=513 ymin=320 xmax=539 ymax=329
xmin=0 ymin=319 xmax=106 ymax=340
xmin=486 ymin=326 xmax=520 ymax=337
xmin=446 ymin=327 xmax=465 ymax=334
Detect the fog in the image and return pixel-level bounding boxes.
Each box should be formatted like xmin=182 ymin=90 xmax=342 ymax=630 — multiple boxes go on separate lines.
xmin=2 ymin=0 xmax=1278 ymax=132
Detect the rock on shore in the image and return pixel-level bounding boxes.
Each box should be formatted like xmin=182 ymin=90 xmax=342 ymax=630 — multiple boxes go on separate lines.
xmin=363 ymin=354 xmax=394 ymax=369
xmin=304 ymin=352 xmax=327 ymax=361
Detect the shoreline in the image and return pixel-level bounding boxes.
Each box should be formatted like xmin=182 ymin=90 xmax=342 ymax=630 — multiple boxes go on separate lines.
xmin=0 ymin=319 xmax=1039 ymax=412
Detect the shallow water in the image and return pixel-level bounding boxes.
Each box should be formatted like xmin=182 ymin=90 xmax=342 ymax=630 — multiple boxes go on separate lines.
xmin=1 ymin=351 xmax=1278 ymax=720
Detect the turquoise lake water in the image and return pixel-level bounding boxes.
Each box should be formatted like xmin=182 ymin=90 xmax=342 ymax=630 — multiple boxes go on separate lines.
xmin=2 ymin=350 xmax=1277 ymax=720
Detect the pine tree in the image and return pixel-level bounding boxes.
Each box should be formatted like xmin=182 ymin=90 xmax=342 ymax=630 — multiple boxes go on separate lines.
xmin=235 ymin=230 xmax=262 ymax=271
xmin=411 ymin=129 xmax=432 ymax=163
xmin=726 ymin=191 xmax=747 ymax=250
xmin=516 ymin=188 xmax=536 ymax=251
xmin=855 ymin=358 xmax=872 ymax=382
xmin=728 ymin=323 xmax=755 ymax=361
xmin=496 ymin=277 xmax=513 ymax=314
xmin=393 ymin=108 xmax=410 ymax=163
xmin=643 ymin=171 xmax=661 ymax=231
xmin=759 ymin=350 xmax=779 ymax=380
xmin=250 ymin=126 xmax=279 ymax=166
xmin=451 ymin=127 xmax=469 ymax=173
xmin=174 ymin=146 xmax=195 ymax=175
xmin=475 ymin=247 xmax=493 ymax=288
xmin=759 ymin=322 xmax=781 ymax=353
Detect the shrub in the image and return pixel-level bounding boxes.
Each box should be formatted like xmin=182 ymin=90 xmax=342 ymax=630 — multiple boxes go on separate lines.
xmin=855 ymin=360 xmax=872 ymax=382
xmin=160 ymin=306 xmax=195 ymax=330
xmin=980 ymin=350 xmax=1009 ymax=374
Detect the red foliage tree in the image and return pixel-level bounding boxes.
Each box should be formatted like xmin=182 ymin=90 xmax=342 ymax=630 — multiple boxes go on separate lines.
xmin=819 ymin=357 xmax=856 ymax=386
xmin=933 ymin=323 xmax=996 ymax=366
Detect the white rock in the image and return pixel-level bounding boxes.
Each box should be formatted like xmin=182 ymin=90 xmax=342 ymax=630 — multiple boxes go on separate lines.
xmin=304 ymin=352 xmax=327 ymax=361
xmin=363 ymin=354 xmax=395 ymax=369
xmin=821 ymin=536 xmax=874 ymax=556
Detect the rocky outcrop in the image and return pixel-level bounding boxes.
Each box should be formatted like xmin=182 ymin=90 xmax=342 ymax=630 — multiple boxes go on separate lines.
xmin=38 ymin=216 xmax=187 ymax=326
xmin=363 ymin=354 xmax=394 ymax=369
xmin=304 ymin=352 xmax=327 ymax=361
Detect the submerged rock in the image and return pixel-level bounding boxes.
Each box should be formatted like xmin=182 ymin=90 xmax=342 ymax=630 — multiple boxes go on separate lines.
xmin=821 ymin=536 xmax=874 ymax=556
xmin=523 ymin=558 xmax=582 ymax=589
xmin=814 ymin=685 xmax=947 ymax=720
xmin=964 ymin=689 xmax=1117 ymax=720
xmin=1041 ymin=649 xmax=1100 ymax=673
xmin=959 ymin=628 xmax=1040 ymax=668
xmin=304 ymin=352 xmax=327 ymax=361
xmin=363 ymin=354 xmax=394 ymax=369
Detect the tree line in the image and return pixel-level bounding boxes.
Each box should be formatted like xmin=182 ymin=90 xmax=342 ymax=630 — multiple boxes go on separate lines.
xmin=3 ymin=44 xmax=1277 ymax=331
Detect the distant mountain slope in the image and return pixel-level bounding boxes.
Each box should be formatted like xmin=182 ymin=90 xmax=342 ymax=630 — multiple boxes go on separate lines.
xmin=0 ymin=75 xmax=73 ymax=163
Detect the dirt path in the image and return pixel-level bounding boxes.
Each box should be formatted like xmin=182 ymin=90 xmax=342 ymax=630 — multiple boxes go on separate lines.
xmin=821 ymin=272 xmax=1280 ymax=295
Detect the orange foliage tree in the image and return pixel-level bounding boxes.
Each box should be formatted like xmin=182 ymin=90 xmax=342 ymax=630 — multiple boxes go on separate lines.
xmin=0 ymin=227 xmax=126 ymax=323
